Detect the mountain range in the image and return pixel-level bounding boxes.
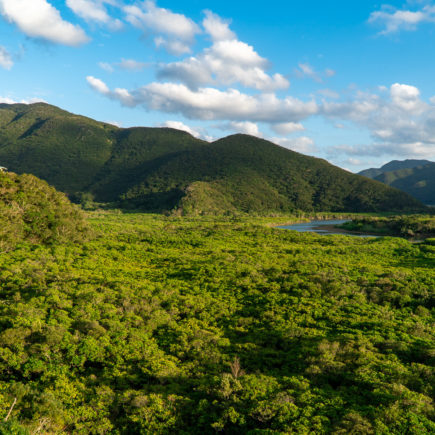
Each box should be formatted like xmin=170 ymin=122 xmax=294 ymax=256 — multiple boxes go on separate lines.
xmin=359 ymin=160 xmax=435 ymax=205
xmin=0 ymin=102 xmax=426 ymax=213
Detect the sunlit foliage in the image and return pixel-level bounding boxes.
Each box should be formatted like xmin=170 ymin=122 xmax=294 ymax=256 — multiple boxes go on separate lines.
xmin=0 ymin=172 xmax=89 ymax=252
xmin=0 ymin=212 xmax=433 ymax=433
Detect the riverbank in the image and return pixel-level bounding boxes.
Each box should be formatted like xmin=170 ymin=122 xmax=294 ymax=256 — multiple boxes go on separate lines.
xmin=310 ymin=223 xmax=380 ymax=237
xmin=339 ymin=215 xmax=435 ymax=240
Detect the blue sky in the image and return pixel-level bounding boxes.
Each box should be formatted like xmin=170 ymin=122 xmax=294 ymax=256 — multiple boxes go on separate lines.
xmin=1 ymin=0 xmax=435 ymax=171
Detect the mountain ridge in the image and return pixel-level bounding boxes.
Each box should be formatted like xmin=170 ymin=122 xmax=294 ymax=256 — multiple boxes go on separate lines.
xmin=358 ymin=160 xmax=435 ymax=205
xmin=0 ymin=102 xmax=426 ymax=213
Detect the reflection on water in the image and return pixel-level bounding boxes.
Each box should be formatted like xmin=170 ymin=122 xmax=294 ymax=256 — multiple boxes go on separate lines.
xmin=278 ymin=220 xmax=379 ymax=238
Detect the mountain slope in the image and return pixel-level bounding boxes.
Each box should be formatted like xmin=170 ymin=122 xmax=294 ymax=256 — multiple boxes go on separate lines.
xmin=0 ymin=103 xmax=426 ymax=213
xmin=373 ymin=163 xmax=435 ymax=205
xmin=359 ymin=160 xmax=435 ymax=205
xmin=116 ymin=134 xmax=424 ymax=213
xmin=0 ymin=102 xmax=117 ymax=193
xmin=0 ymin=171 xmax=89 ymax=251
xmin=359 ymin=159 xmax=432 ymax=179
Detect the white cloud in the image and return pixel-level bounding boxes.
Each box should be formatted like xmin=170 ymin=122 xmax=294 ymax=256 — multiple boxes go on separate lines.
xmin=66 ymin=0 xmax=123 ymax=29
xmin=118 ymin=58 xmax=148 ymax=71
xmin=318 ymin=88 xmax=340 ymax=99
xmin=0 ymin=96 xmax=46 ymax=104
xmin=368 ymin=4 xmax=435 ymax=34
xmin=105 ymin=120 xmax=122 ymax=127
xmin=158 ymin=40 xmax=289 ymax=91
xmin=0 ymin=46 xmax=12 ymax=69
xmin=324 ymin=83 xmax=435 ymax=159
xmin=271 ymin=136 xmax=317 ymax=154
xmin=87 ymin=77 xmax=318 ymax=123
xmin=271 ymin=122 xmax=305 ymax=135
xmin=112 ymin=87 xmax=135 ymax=106
xmin=160 ymin=120 xmax=202 ymax=138
xmin=390 ymin=82 xmax=423 ymax=112
xmin=157 ymin=12 xmax=289 ymax=91
xmin=98 ymin=58 xmax=149 ymax=72
xmin=86 ymin=75 xmax=110 ymax=94
xmin=87 ymin=75 xmax=136 ymax=106
xmin=202 ymin=10 xmax=236 ymax=42
xmin=228 ymin=121 xmax=262 ymax=137
xmin=124 ymin=1 xmax=200 ymax=55
xmin=0 ymin=0 xmax=89 ymax=46
xmin=0 ymin=96 xmax=16 ymax=104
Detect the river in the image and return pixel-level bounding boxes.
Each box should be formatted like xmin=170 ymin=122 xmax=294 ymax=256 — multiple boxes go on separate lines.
xmin=277 ymin=219 xmax=380 ymax=237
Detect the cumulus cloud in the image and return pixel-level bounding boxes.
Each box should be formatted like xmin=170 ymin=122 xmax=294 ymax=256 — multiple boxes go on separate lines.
xmin=318 ymin=88 xmax=340 ymax=99
xmin=66 ymin=0 xmax=123 ymax=29
xmin=124 ymin=0 xmax=200 ymax=55
xmin=390 ymin=82 xmax=424 ymax=112
xmin=158 ymin=41 xmax=289 ymax=91
xmin=227 ymin=121 xmax=262 ymax=137
xmin=118 ymin=58 xmax=148 ymax=71
xmin=369 ymin=4 xmax=435 ymax=34
xmin=159 ymin=120 xmax=202 ymax=138
xmin=88 ymin=78 xmax=317 ymax=123
xmin=324 ymin=83 xmax=435 ymax=158
xmin=98 ymin=58 xmax=149 ymax=72
xmin=202 ymin=10 xmax=236 ymax=42
xmin=0 ymin=0 xmax=89 ymax=46
xmin=105 ymin=120 xmax=122 ymax=127
xmin=0 ymin=46 xmax=13 ymax=69
xmin=271 ymin=122 xmax=305 ymax=135
xmin=0 ymin=96 xmax=46 ymax=104
xmin=86 ymin=70 xmax=435 ymax=160
xmin=87 ymin=75 xmax=110 ymax=94
xmin=271 ymin=136 xmax=317 ymax=154
xmin=86 ymin=75 xmax=136 ymax=106
xmin=157 ymin=12 xmax=289 ymax=91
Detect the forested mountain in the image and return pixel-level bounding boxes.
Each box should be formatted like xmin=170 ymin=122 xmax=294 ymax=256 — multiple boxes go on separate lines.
xmin=0 ymin=103 xmax=425 ymax=213
xmin=359 ymin=160 xmax=435 ymax=205
xmin=359 ymin=159 xmax=432 ymax=179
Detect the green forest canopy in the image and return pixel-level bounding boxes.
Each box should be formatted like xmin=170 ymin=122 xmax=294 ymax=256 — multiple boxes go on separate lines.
xmin=0 ymin=211 xmax=433 ymax=433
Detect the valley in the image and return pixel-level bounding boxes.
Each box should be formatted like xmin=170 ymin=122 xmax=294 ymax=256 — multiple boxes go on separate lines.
xmin=0 ymin=106 xmax=433 ymax=434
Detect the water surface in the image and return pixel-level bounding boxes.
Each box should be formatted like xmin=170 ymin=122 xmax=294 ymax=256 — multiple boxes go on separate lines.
xmin=278 ymin=219 xmax=379 ymax=238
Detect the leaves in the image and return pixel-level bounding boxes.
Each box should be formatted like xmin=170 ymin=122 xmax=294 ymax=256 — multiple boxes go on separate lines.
xmin=0 ymin=212 xmax=433 ymax=432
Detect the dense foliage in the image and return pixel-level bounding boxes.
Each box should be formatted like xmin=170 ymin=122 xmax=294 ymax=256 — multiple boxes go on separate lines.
xmin=0 ymin=172 xmax=89 ymax=251
xmin=358 ymin=160 xmax=432 ymax=179
xmin=0 ymin=103 xmax=425 ymax=213
xmin=0 ymin=212 xmax=433 ymax=433
xmin=359 ymin=160 xmax=435 ymax=205
xmin=341 ymin=215 xmax=435 ymax=239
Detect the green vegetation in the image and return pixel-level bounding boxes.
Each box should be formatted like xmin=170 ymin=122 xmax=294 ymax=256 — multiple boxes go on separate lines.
xmin=0 ymin=171 xmax=89 ymax=251
xmin=0 ymin=211 xmax=434 ymax=433
xmin=0 ymin=103 xmax=425 ymax=213
xmin=340 ymin=215 xmax=435 ymax=239
xmin=359 ymin=160 xmax=435 ymax=205
xmin=359 ymin=159 xmax=432 ymax=179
